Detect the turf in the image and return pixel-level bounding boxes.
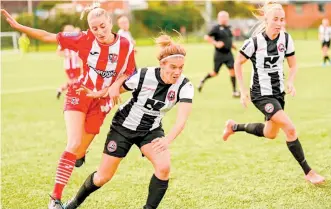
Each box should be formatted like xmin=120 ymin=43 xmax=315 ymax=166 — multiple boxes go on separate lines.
xmin=1 ymin=40 xmax=331 ymax=209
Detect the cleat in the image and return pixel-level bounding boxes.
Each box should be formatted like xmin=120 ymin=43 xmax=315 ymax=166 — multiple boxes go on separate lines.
xmin=232 ymin=91 xmax=240 ymax=98
xmin=197 ymin=81 xmax=204 ymax=93
xmin=222 ymin=120 xmax=236 ymax=141
xmin=304 ymin=170 xmax=325 ymax=185
xmin=57 ymin=91 xmax=61 ymax=99
xmin=75 ymin=155 xmax=85 ymax=168
xmin=48 ymin=195 xmax=64 ymax=209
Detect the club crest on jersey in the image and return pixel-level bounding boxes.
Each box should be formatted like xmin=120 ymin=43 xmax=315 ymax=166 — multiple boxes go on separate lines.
xmin=109 ymin=53 xmax=119 ymax=63
xmin=278 ymin=43 xmax=285 ymax=52
xmin=70 ymin=97 xmax=79 ymax=105
xmin=264 ymin=103 xmax=274 ymax=113
xmin=107 ymin=140 xmax=117 ymax=153
xmin=167 ymin=90 xmax=176 ymax=102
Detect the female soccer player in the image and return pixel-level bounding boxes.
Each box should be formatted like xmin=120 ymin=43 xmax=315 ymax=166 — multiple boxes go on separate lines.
xmin=222 ymin=1 xmax=325 ymax=184
xmin=56 ymin=25 xmax=81 ymax=99
xmin=2 ymin=4 xmax=136 ymax=208
xmin=64 ymin=34 xmax=194 ymax=209
xmin=319 ymin=18 xmax=331 ymax=66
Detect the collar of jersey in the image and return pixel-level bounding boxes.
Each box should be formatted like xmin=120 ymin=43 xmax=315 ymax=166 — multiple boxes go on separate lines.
xmin=262 ymin=31 xmax=280 ymax=42
xmin=155 ymin=68 xmax=171 ymax=86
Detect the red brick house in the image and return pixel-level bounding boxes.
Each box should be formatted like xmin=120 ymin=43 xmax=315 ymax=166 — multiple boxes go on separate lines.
xmin=283 ymin=1 xmax=331 ymax=28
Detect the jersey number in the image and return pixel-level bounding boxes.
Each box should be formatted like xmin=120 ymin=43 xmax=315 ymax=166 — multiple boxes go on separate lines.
xmin=144 ymin=98 xmax=165 ymax=111
xmin=264 ymin=56 xmax=279 ymax=69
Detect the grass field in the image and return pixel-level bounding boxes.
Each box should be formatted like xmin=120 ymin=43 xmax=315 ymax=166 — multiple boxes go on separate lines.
xmin=1 ymin=40 xmax=331 ymax=209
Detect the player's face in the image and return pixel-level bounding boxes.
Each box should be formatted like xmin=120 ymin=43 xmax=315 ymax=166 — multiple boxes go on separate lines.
xmin=266 ymin=9 xmax=285 ymax=35
xmin=118 ymin=17 xmax=130 ymax=31
xmin=160 ymin=57 xmax=185 ymax=84
xmin=322 ymin=19 xmax=329 ymax=26
xmin=88 ymin=15 xmax=113 ymax=44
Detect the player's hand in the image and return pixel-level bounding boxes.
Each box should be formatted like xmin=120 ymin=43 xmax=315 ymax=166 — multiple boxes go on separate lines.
xmin=151 ymin=137 xmax=170 ymax=154
xmin=286 ymin=81 xmax=296 ymax=96
xmin=107 ymin=85 xmax=122 ymax=106
xmin=1 ymin=9 xmax=20 ymax=29
xmin=240 ymin=90 xmax=250 ymax=108
xmin=215 ymin=41 xmax=224 ymax=49
xmin=76 ymin=85 xmax=108 ymax=98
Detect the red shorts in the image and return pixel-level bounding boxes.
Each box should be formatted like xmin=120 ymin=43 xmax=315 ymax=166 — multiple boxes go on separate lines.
xmin=64 ymin=84 xmax=112 ymax=134
xmin=66 ymin=68 xmax=81 ymax=80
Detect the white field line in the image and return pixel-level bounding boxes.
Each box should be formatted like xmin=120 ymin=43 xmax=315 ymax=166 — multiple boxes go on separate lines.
xmin=1 ymin=63 xmax=325 ymax=95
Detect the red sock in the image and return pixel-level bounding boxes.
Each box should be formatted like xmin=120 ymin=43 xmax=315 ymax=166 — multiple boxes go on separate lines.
xmin=52 ymin=151 xmax=76 ymax=200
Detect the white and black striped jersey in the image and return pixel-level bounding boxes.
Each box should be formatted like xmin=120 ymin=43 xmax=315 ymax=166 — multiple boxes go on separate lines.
xmin=319 ymin=25 xmax=331 ymax=42
xmin=240 ymin=31 xmax=295 ymax=100
xmin=111 ymin=67 xmax=194 ymax=134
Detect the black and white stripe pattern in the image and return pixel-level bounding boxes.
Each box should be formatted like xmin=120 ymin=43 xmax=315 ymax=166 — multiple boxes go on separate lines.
xmin=240 ymin=31 xmax=295 ymax=99
xmin=113 ymin=67 xmax=194 ymax=132
xmin=319 ymin=25 xmax=331 ymax=42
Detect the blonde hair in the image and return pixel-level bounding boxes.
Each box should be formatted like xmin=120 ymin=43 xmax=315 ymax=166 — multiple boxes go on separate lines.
xmin=155 ymin=34 xmax=186 ymax=62
xmin=251 ymin=1 xmax=284 ymax=37
xmin=80 ymin=2 xmax=111 ymax=23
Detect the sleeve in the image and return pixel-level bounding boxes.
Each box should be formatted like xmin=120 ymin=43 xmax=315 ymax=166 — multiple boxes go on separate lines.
xmin=239 ymin=38 xmax=255 ymax=59
xmin=285 ymin=34 xmax=295 ymax=57
xmin=179 ymin=81 xmax=194 ymax=103
xmin=123 ymin=48 xmax=136 ymax=77
xmin=56 ymin=31 xmax=84 ymax=52
xmin=207 ymin=26 xmax=218 ymax=38
xmin=123 ymin=68 xmax=140 ymax=91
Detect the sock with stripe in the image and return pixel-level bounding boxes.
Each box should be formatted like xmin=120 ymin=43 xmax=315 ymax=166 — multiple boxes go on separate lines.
xmin=286 ymin=138 xmax=311 ymax=175
xmin=232 ymin=123 xmax=265 ymax=137
xmin=52 ymin=151 xmax=76 ymax=200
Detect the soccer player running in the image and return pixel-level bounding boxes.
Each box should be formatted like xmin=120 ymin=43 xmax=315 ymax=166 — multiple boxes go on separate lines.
xmin=64 ymin=34 xmax=193 ymax=209
xmin=56 ymin=25 xmax=81 ymax=99
xmin=2 ymin=4 xmax=136 ymax=209
xmin=117 ymin=15 xmax=136 ymax=46
xmin=222 ymin=1 xmax=325 ymax=184
xmin=319 ymin=18 xmax=331 ymax=66
xmin=198 ymin=11 xmax=240 ymax=98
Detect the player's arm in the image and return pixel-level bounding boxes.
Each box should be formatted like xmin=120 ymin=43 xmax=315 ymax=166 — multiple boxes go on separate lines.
xmin=232 ymin=43 xmax=237 ymax=50
xmin=286 ymin=55 xmax=297 ymax=96
xmin=1 ymin=9 xmax=57 ymax=43
xmin=56 ymin=46 xmax=64 ymax=57
xmin=234 ymin=53 xmax=249 ymax=95
xmin=204 ymin=35 xmax=224 ymax=48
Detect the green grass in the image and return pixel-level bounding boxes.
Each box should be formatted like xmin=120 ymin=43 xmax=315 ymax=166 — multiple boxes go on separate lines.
xmin=1 ymin=40 xmax=331 ymax=209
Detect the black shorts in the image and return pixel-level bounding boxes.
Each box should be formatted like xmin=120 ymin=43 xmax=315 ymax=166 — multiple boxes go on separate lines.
xmin=103 ymin=126 xmax=165 ymax=158
xmin=251 ymin=95 xmax=285 ymax=121
xmin=322 ymin=41 xmax=330 ymax=48
xmin=213 ymin=53 xmax=234 ymax=73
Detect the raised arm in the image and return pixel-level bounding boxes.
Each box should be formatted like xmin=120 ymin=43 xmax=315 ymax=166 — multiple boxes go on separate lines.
xmin=1 ymin=9 xmax=57 ymax=43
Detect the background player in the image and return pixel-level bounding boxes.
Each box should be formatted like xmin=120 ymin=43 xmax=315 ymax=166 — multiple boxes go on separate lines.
xmin=56 ymin=25 xmax=81 ymax=99
xmin=1 ymin=4 xmax=136 ymax=208
xmin=222 ymin=1 xmax=325 ymax=185
xmin=198 ymin=11 xmax=240 ymax=97
xmin=64 ymin=34 xmax=193 ymax=209
xmin=117 ymin=15 xmax=136 ymax=46
xmin=319 ymin=18 xmax=331 ymax=66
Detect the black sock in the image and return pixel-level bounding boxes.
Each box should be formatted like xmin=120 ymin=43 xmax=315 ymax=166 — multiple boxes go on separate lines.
xmin=201 ymin=73 xmax=212 ymax=83
xmin=230 ymin=76 xmax=236 ymax=92
xmin=66 ymin=172 xmax=101 ymax=209
xmin=144 ymin=174 xmax=169 ymax=209
xmin=326 ymin=56 xmax=330 ymax=62
xmin=232 ymin=123 xmax=265 ymax=137
xmin=286 ymin=139 xmax=311 ymax=175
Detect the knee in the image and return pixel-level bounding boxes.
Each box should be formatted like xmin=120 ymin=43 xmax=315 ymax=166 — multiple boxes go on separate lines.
xmin=65 ymin=141 xmax=81 ymax=154
xmin=284 ymin=125 xmax=297 ymax=139
xmin=155 ymin=163 xmax=171 ymax=178
xmin=93 ymin=172 xmax=113 ymax=186
xmin=265 ymin=132 xmax=278 ymax=140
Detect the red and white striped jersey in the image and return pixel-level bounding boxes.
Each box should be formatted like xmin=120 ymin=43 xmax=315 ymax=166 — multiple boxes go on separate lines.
xmin=58 ymin=46 xmax=81 ymax=70
xmin=57 ymin=30 xmax=136 ymax=91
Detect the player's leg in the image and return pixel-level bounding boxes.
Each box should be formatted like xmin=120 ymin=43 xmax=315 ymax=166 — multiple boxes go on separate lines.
xmin=48 ymin=110 xmax=85 ymax=209
xmin=141 ymin=144 xmax=170 ymax=209
xmin=270 ymin=111 xmax=325 ymax=184
xmin=198 ymin=56 xmax=222 ymax=92
xmin=75 ymin=99 xmax=109 ymax=167
xmin=138 ymin=129 xmax=170 ymax=209
xmin=225 ymin=56 xmax=240 ymax=97
xmin=322 ymin=43 xmax=330 ymax=65
xmin=64 ymin=129 xmax=132 ymax=209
